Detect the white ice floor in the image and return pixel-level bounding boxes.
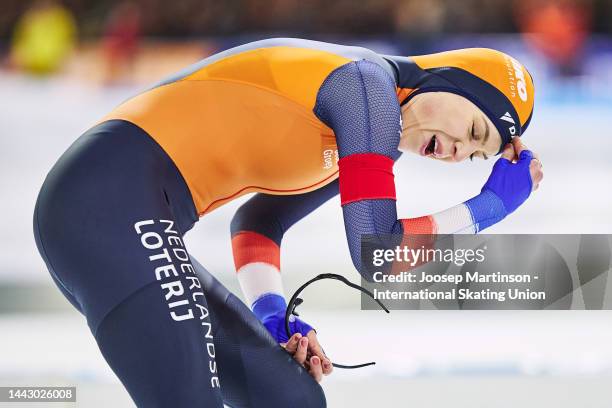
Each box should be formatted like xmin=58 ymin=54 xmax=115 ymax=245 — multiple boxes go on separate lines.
xmin=1 ymin=311 xmax=612 ymax=407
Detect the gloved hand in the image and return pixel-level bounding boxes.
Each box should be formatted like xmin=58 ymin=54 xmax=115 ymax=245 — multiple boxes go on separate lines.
xmin=465 ymin=138 xmax=542 ymax=231
xmin=481 ymin=145 xmax=534 ymax=214
xmin=252 ymin=293 xmax=314 ymax=344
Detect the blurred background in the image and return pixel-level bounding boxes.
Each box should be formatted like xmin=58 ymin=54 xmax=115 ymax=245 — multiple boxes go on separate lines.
xmin=1 ymin=0 xmax=612 ymax=407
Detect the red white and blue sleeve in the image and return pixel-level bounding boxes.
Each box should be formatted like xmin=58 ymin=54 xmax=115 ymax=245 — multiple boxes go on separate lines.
xmin=314 ymin=60 xmax=506 ymax=278
xmin=230 ymin=183 xmax=339 ymax=341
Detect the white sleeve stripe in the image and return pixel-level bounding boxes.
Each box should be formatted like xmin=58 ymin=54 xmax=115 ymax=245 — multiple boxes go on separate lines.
xmin=236 ymin=262 xmax=284 ymax=307
xmin=432 ymin=203 xmax=477 ymax=235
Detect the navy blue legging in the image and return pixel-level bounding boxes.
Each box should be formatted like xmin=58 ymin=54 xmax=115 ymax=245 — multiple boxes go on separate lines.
xmin=33 ymin=120 xmax=326 ymax=408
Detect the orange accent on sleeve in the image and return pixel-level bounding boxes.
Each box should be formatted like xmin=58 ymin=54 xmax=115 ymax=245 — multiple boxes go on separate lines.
xmin=231 ymin=231 xmax=281 ymax=271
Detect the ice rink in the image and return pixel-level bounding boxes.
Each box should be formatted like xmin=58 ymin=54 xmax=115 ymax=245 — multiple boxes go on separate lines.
xmin=1 ymin=69 xmax=611 ymax=407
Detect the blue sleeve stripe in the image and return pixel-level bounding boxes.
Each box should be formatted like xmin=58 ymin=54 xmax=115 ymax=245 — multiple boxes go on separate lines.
xmin=251 ymin=293 xmax=287 ymax=321
xmin=462 ymin=202 xmax=477 ymax=231
xmin=464 ymin=190 xmax=507 ymax=232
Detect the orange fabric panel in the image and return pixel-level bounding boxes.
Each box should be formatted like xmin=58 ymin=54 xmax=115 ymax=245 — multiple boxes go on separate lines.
xmin=183 ymin=47 xmax=351 ymax=112
xmin=232 ymin=231 xmax=280 ymax=271
xmin=102 ymin=47 xmax=349 ymax=216
xmin=103 ymin=78 xmax=340 ymax=215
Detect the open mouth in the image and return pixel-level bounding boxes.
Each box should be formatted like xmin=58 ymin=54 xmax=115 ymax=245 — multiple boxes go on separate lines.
xmin=425 ymin=135 xmax=437 ymax=156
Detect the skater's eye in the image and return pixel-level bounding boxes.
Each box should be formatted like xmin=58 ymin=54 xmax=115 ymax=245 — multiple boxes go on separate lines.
xmin=469 ymin=121 xmax=489 ymax=161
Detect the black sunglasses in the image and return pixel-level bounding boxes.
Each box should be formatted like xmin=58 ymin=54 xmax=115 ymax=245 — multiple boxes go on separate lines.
xmin=284 ymin=273 xmax=390 ymax=369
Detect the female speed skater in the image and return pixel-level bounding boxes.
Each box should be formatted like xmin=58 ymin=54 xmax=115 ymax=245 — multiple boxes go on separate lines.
xmin=34 ymin=38 xmax=541 ymax=407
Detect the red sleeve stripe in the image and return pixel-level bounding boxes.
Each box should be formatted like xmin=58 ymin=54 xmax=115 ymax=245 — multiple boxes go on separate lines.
xmin=400 ymin=216 xmax=437 ymax=235
xmin=231 ymin=231 xmax=281 ymax=271
xmin=391 ymin=217 xmax=437 ymax=275
xmin=338 ymin=153 xmax=396 ymax=206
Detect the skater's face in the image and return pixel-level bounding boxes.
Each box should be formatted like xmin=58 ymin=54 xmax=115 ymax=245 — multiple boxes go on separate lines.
xmin=399 ymin=92 xmax=502 ymax=163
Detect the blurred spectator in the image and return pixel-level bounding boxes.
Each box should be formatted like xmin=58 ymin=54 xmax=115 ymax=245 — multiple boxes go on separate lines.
xmin=101 ymin=1 xmax=141 ymax=84
xmin=445 ymin=0 xmax=514 ymax=33
xmin=3 ymin=0 xmax=612 ymax=40
xmin=514 ymin=0 xmax=593 ymax=76
xmin=393 ymin=0 xmax=446 ymax=54
xmin=10 ymin=0 xmax=77 ymax=75
xmin=394 ymin=0 xmax=446 ymax=35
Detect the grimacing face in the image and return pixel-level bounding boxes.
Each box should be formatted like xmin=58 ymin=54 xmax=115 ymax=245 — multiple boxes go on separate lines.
xmin=398 ymin=92 xmax=502 ymax=163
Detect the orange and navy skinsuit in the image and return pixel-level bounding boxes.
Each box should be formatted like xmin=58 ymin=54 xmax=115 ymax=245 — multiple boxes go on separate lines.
xmin=34 ymin=38 xmax=535 ymax=406
xmin=103 ymin=38 xmax=535 ymax=341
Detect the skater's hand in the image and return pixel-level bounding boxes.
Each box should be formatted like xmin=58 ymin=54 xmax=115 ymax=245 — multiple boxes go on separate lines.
xmin=281 ymin=331 xmax=333 ymax=382
xmin=479 ymin=138 xmax=541 ymax=218
xmin=505 ymin=138 xmax=543 ymax=191
xmin=496 ymin=138 xmax=543 ymax=192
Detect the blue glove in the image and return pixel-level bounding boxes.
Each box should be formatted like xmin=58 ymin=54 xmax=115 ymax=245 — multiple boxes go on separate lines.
xmin=482 ymin=149 xmax=534 ymax=213
xmin=465 ymin=149 xmax=534 ymax=231
xmin=252 ymin=293 xmax=314 ymax=344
